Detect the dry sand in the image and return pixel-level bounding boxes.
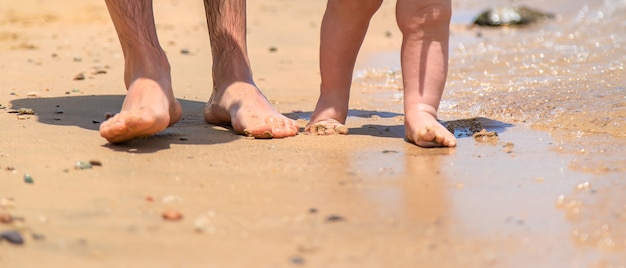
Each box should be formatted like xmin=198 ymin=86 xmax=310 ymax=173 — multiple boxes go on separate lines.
xmin=1 ymin=1 xmax=625 ymax=267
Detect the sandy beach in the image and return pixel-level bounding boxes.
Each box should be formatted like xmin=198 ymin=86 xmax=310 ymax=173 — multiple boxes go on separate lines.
xmin=1 ymin=0 xmax=625 ymax=267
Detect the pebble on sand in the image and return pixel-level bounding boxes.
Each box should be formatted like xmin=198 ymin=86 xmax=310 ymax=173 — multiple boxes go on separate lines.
xmin=0 ymin=230 xmax=25 ymax=245
xmin=88 ymin=160 xmax=103 ymax=167
xmin=0 ymin=213 xmax=14 ymax=224
xmin=24 ymin=174 xmax=34 ymax=184
xmin=0 ymin=198 xmax=15 ymax=209
xmin=17 ymin=108 xmax=35 ymax=115
xmin=289 ymin=255 xmax=305 ymax=265
xmin=162 ymin=209 xmax=183 ymax=221
xmin=473 ymin=129 xmax=499 ymax=143
xmin=325 ymin=214 xmax=345 ymax=223
xmin=73 ymin=73 xmax=85 ymax=80
xmin=74 ymin=161 xmax=92 ymax=170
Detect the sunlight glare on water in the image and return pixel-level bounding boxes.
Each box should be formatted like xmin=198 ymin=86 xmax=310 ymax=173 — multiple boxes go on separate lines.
xmin=354 ymin=0 xmax=626 ymax=138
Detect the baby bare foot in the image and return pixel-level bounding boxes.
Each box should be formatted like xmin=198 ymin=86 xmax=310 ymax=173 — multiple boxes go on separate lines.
xmin=305 ymin=119 xmax=349 ymax=135
xmin=306 ymin=94 xmax=350 ymax=135
xmin=405 ymin=109 xmax=457 ymax=148
xmin=99 ymin=78 xmax=182 ymax=144
xmin=203 ymin=82 xmax=298 ymax=138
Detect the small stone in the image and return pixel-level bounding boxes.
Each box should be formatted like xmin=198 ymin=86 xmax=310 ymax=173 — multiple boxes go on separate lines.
xmin=104 ymin=112 xmax=116 ymax=120
xmin=26 ymin=92 xmax=39 ymax=97
xmin=73 ymin=56 xmax=82 ymax=62
xmin=31 ymin=233 xmax=46 ymax=241
xmin=473 ymin=129 xmax=499 ymax=143
xmin=325 ymin=214 xmax=345 ymax=222
xmin=193 ymin=216 xmax=213 ymax=233
xmin=180 ymin=48 xmax=190 ymax=55
xmin=17 ymin=108 xmax=35 ymax=115
xmin=0 ymin=230 xmax=24 ymax=245
xmin=268 ymin=46 xmax=278 ymax=53
xmin=11 ymin=221 xmax=27 ymax=231
xmin=0 ymin=213 xmax=14 ymax=224
xmin=73 ymin=73 xmax=85 ymax=80
xmin=162 ymin=209 xmax=183 ymax=221
xmin=503 ymin=142 xmax=515 ymax=153
xmin=161 ymin=195 xmax=183 ymax=203
xmin=289 ymin=255 xmax=305 ymax=265
xmin=88 ymin=160 xmax=102 ymax=167
xmin=382 ymin=150 xmax=398 ymax=154
xmin=74 ymin=161 xmax=92 ymax=170
xmin=0 ymin=198 xmax=15 ymax=209
xmin=308 ymin=208 xmax=318 ymax=214
xmin=54 ymin=110 xmax=63 ymax=114
xmin=24 ymin=174 xmax=34 ymax=184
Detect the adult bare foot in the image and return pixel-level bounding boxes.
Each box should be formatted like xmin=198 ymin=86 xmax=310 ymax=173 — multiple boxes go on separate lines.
xmin=101 ymin=0 xmax=182 ymax=144
xmin=100 ymin=77 xmax=182 ymax=144
xmin=405 ymin=108 xmax=456 ymax=148
xmin=203 ymin=82 xmax=298 ymax=138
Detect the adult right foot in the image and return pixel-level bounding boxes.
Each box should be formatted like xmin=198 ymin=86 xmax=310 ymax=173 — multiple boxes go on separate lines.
xmin=203 ymin=81 xmax=298 ymax=138
xmin=99 ymin=72 xmax=182 ymax=144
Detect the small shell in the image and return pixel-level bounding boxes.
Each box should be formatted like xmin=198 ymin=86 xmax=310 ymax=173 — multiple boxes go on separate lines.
xmin=162 ymin=209 xmax=183 ymax=221
xmin=74 ymin=161 xmax=92 ymax=170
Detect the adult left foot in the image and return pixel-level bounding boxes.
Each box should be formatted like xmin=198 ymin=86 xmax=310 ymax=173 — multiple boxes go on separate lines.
xmin=203 ymin=81 xmax=299 ymax=138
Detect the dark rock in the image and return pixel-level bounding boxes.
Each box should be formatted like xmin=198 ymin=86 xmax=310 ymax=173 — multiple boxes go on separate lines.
xmin=325 ymin=214 xmax=345 ymax=222
xmin=289 ymin=255 xmax=305 ymax=265
xmin=1 ymin=230 xmax=24 ymax=245
xmin=473 ymin=6 xmax=554 ymax=27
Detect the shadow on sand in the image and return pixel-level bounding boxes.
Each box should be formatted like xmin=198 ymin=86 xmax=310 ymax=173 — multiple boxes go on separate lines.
xmin=10 ymin=95 xmax=515 ymax=151
xmin=285 ymin=109 xmax=514 ymax=140
xmin=9 ymin=95 xmax=241 ymax=153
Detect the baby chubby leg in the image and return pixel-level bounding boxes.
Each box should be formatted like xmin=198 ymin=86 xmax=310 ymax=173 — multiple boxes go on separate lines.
xmin=396 ymin=0 xmax=456 ymax=147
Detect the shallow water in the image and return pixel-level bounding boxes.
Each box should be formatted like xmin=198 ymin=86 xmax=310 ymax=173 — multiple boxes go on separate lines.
xmin=355 ymin=0 xmax=626 ymax=139
xmin=350 ymin=2 xmax=626 ymax=266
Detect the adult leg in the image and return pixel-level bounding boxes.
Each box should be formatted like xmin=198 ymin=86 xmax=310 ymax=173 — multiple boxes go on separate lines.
xmin=202 ymin=0 xmax=298 ymax=138
xmin=305 ymin=0 xmax=383 ymax=135
xmin=100 ymin=0 xmax=182 ymax=144
xmin=397 ymin=0 xmax=456 ymax=147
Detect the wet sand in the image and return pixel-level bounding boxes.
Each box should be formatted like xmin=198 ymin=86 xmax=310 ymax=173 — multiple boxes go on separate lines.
xmin=1 ymin=1 xmax=625 ymax=267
